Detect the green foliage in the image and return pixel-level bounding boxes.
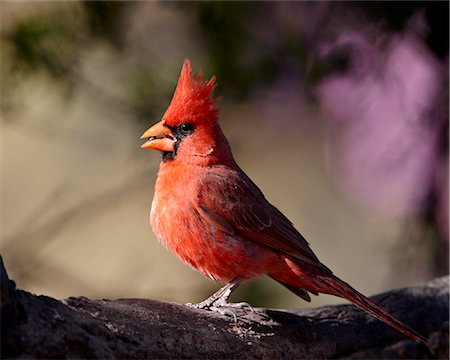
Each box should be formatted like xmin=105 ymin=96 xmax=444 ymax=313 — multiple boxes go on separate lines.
xmin=6 ymin=15 xmax=80 ymax=78
xmin=126 ymin=66 xmax=169 ymax=120
xmin=2 ymin=3 xmax=133 ymax=118
xmin=82 ymin=1 xmax=127 ymax=48
xmin=193 ymin=2 xmax=278 ymax=98
xmin=5 ymin=2 xmax=129 ymax=78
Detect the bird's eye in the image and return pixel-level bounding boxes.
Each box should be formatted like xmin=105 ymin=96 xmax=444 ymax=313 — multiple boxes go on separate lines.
xmin=180 ymin=122 xmax=194 ymax=132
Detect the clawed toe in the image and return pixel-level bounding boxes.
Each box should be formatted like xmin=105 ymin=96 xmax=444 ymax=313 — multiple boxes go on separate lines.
xmin=211 ymin=306 xmax=238 ymax=322
xmin=185 ymin=300 xmax=214 ymax=310
xmin=185 ymin=298 xmax=253 ymax=321
xmin=223 ymin=301 xmax=255 ymax=312
xmin=185 ymin=302 xmax=199 ymax=308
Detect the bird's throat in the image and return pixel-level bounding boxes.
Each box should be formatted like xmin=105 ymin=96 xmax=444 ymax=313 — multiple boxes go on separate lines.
xmin=162 ymin=151 xmax=175 ymax=162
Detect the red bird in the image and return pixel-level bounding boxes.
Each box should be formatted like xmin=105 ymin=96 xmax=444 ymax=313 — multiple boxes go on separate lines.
xmin=141 ymin=59 xmax=426 ymax=343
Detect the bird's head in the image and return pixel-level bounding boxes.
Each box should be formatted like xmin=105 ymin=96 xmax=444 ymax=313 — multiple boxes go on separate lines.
xmin=141 ymin=59 xmax=232 ymax=164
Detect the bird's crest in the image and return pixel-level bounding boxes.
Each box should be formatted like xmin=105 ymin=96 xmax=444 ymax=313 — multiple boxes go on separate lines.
xmin=163 ymin=59 xmax=219 ymax=126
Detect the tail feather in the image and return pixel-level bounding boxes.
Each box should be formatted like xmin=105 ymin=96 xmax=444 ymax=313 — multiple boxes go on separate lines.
xmin=319 ymin=275 xmax=428 ymax=344
xmin=271 ymin=276 xmax=318 ymax=302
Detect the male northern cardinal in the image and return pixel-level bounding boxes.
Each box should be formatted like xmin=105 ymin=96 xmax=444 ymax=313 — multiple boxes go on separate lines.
xmin=141 ymin=59 xmax=426 ymax=343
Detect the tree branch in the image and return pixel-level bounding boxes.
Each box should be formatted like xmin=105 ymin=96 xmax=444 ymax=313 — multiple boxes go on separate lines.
xmin=1 ymin=255 xmax=448 ymax=359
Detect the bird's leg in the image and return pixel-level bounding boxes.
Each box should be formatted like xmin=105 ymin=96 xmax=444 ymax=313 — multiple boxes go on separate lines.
xmin=187 ymin=276 xmax=254 ymax=315
xmin=189 ymin=277 xmax=242 ymax=309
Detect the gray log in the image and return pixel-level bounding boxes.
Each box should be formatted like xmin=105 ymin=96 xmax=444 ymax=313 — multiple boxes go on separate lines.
xmin=1 ymin=256 xmax=448 ymax=359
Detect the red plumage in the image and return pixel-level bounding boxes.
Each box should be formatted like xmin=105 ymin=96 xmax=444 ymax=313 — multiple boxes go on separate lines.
xmin=141 ymin=59 xmax=427 ymax=344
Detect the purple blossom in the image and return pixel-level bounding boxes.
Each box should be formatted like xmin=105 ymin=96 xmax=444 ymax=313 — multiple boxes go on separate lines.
xmin=316 ymin=31 xmax=447 ymax=220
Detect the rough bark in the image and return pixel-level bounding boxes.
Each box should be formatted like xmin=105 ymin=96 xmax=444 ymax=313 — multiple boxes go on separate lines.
xmin=1 ymin=256 xmax=448 ymax=359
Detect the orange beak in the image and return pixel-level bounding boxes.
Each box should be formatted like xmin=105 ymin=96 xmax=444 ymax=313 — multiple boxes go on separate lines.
xmin=140 ymin=121 xmax=175 ymax=152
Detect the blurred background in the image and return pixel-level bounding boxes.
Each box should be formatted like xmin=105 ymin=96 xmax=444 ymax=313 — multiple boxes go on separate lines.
xmin=1 ymin=1 xmax=448 ymax=309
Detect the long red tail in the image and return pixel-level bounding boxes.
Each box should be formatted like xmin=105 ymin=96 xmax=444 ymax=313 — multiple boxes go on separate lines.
xmin=319 ymin=275 xmax=428 ymax=344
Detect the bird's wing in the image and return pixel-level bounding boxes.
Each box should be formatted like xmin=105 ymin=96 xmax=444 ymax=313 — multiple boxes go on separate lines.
xmin=197 ymin=167 xmax=326 ymax=269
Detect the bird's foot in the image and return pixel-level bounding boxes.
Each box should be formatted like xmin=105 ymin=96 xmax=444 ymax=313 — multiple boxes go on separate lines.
xmin=185 ymin=296 xmax=221 ymax=310
xmin=186 ymin=297 xmax=253 ymax=311
xmin=185 ymin=277 xmax=253 ymax=321
xmin=220 ymin=301 xmax=255 ymax=313
xmin=186 ymin=298 xmax=254 ymax=322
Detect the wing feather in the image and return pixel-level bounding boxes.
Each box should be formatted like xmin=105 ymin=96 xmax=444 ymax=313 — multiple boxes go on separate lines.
xmin=197 ymin=167 xmax=326 ymax=269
